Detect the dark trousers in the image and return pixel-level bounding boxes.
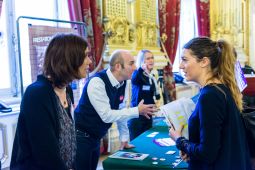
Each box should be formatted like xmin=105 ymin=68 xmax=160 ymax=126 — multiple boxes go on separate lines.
xmin=128 ymin=117 xmax=152 ymax=141
xmin=75 ymin=129 xmax=100 ymax=170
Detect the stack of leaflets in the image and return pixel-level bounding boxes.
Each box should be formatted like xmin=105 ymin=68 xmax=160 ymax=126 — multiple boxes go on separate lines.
xmin=109 ymin=151 xmax=149 ymax=161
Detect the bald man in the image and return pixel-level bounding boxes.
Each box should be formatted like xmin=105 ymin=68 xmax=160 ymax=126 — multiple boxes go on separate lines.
xmin=74 ymin=50 xmax=157 ymax=170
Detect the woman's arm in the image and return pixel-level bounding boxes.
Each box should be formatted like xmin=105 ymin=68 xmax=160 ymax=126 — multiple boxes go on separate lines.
xmin=176 ymin=92 xmax=225 ymax=164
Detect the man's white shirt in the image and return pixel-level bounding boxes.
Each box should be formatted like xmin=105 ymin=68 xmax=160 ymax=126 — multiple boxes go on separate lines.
xmin=87 ymin=69 xmax=138 ymax=142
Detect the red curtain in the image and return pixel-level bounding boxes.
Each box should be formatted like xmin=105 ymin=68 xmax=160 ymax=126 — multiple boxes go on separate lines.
xmin=158 ymin=0 xmax=180 ymax=102
xmin=196 ymin=0 xmax=210 ymax=36
xmin=158 ymin=0 xmax=181 ymax=64
xmin=68 ymin=0 xmax=103 ymax=70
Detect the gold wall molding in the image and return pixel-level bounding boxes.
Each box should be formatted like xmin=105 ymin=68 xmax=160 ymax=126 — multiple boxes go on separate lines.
xmin=210 ymin=0 xmax=250 ymax=66
xmin=136 ymin=21 xmax=158 ymax=47
xmin=102 ymin=0 xmax=168 ymax=69
xmin=105 ymin=17 xmax=131 ymax=45
xmin=249 ymin=0 xmax=255 ymax=69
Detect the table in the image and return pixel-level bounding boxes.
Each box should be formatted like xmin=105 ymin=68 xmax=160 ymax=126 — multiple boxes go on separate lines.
xmin=103 ymin=121 xmax=188 ymax=169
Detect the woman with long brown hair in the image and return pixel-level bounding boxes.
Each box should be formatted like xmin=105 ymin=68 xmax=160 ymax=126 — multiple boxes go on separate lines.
xmin=169 ymin=37 xmax=251 ymax=170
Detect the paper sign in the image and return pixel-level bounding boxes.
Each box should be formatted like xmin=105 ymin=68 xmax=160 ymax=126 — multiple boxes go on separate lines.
xmin=235 ymin=61 xmax=247 ymax=92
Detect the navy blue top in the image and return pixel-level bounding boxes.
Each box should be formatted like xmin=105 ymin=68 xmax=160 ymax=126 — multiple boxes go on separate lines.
xmin=11 ymin=75 xmax=72 ymax=170
xmin=131 ymin=67 xmax=160 ymax=107
xmin=74 ymin=70 xmax=126 ymax=139
xmin=129 ymin=68 xmax=161 ymax=140
xmin=176 ymin=84 xmax=251 ymax=170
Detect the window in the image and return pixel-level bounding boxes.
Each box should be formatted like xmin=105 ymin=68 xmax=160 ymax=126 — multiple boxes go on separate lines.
xmin=0 ymin=0 xmax=70 ymax=103
xmin=0 ymin=1 xmax=10 ymax=90
xmin=173 ymin=0 xmax=198 ymax=73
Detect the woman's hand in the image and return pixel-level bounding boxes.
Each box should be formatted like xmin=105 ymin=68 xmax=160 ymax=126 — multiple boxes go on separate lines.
xmin=169 ymin=125 xmax=184 ymax=141
xmin=179 ymin=150 xmax=190 ymax=162
xmin=141 ymin=64 xmax=149 ymax=74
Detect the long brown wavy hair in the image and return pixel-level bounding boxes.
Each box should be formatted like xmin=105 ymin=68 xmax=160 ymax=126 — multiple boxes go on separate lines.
xmin=183 ymin=37 xmax=243 ymax=111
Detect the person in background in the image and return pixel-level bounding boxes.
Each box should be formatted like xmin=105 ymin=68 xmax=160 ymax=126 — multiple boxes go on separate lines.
xmin=169 ymin=37 xmax=251 ymax=170
xmin=74 ymin=49 xmax=157 ymax=170
xmin=128 ymin=49 xmax=160 ymax=140
xmin=11 ymin=33 xmax=92 ymax=170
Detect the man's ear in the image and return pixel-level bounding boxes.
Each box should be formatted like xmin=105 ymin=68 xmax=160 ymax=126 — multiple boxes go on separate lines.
xmin=200 ymin=57 xmax=210 ymax=68
xmin=115 ymin=63 xmax=121 ymax=71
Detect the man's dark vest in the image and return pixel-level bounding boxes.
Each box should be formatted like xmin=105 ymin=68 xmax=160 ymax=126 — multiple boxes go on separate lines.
xmin=74 ymin=70 xmax=126 ymax=139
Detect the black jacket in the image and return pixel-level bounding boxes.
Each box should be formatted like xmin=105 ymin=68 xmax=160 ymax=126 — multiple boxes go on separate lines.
xmin=179 ymin=84 xmax=251 ymax=170
xmin=10 ymin=75 xmax=69 ymax=170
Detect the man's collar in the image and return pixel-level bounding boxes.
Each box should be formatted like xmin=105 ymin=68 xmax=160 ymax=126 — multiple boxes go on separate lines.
xmin=106 ymin=69 xmax=124 ymax=88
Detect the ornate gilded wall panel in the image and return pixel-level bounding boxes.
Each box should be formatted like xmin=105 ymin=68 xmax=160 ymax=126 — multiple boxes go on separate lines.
xmin=135 ymin=0 xmax=158 ymax=48
xmin=210 ymin=0 xmax=250 ymax=66
xmin=136 ymin=21 xmax=158 ymax=48
xmin=105 ymin=17 xmax=130 ymax=45
xmin=103 ymin=0 xmax=131 ymax=47
xmin=104 ymin=0 xmax=127 ymax=17
xmin=102 ymin=0 xmax=168 ymax=69
xmin=135 ymin=0 xmax=156 ymax=22
xmin=249 ymin=0 xmax=255 ymax=68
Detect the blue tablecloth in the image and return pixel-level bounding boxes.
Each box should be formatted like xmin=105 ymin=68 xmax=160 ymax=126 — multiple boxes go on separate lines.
xmin=103 ymin=121 xmax=188 ymax=170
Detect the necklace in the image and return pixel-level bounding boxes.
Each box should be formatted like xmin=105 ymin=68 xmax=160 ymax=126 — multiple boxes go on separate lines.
xmin=54 ymin=87 xmax=68 ymax=107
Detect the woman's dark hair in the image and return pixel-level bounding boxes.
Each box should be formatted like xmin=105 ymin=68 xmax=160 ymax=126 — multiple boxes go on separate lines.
xmin=43 ymin=33 xmax=88 ymax=88
xmin=183 ymin=37 xmax=243 ymax=111
xmin=183 ymin=37 xmax=221 ymax=69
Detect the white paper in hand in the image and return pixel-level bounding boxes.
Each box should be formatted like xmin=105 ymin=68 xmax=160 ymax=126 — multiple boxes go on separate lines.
xmin=160 ymin=98 xmax=195 ymax=139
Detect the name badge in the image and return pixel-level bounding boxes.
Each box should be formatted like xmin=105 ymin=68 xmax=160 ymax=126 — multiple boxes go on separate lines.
xmin=142 ymin=85 xmax=150 ymax=91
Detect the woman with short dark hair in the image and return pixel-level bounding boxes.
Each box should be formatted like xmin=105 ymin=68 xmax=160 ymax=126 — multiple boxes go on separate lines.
xmin=11 ymin=33 xmax=91 ymax=170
